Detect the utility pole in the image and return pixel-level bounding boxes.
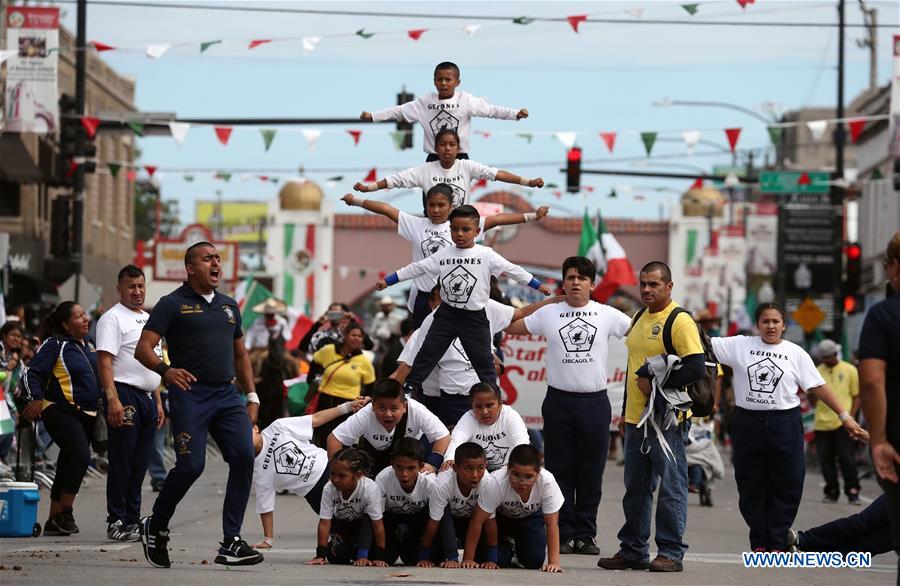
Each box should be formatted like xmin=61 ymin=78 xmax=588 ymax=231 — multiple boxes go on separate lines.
xmin=832 ymin=0 xmax=847 ymax=343
xmin=857 ymin=1 xmax=877 ymax=91
xmin=72 ymin=0 xmax=87 ymax=303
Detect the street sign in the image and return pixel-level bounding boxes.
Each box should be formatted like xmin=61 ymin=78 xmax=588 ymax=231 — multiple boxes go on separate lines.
xmin=759 ymin=171 xmax=830 ymax=194
xmin=792 ymin=297 xmax=826 ymax=334
xmin=776 ymin=192 xmax=842 ymax=296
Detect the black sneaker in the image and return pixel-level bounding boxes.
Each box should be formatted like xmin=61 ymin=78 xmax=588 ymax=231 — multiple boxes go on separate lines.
xmin=559 ymin=538 xmax=575 ymax=554
xmin=848 ymin=493 xmax=862 ymax=506
xmin=214 ymin=536 xmax=264 ymax=566
xmin=139 ymin=515 xmax=171 ymax=568
xmin=56 ymin=507 xmax=79 ymax=534
xmin=573 ymin=537 xmax=600 ymax=555
xmin=43 ymin=514 xmax=74 ymax=536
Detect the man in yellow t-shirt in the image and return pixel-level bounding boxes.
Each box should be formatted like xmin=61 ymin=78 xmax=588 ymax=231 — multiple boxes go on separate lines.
xmin=813 ymin=339 xmax=861 ymax=505
xmin=598 ymin=262 xmax=704 ymax=574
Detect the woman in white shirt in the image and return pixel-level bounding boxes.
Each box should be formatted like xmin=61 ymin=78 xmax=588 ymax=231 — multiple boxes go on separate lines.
xmin=710 ymin=302 xmax=866 ymax=552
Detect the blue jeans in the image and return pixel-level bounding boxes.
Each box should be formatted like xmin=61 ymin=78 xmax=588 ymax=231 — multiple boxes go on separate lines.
xmin=617 ymin=422 xmax=689 ymax=563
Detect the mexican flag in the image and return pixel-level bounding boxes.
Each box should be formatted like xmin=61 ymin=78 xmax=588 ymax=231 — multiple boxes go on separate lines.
xmin=579 ymin=211 xmax=636 ymax=302
xmin=234 ymin=276 xmax=314 ymax=351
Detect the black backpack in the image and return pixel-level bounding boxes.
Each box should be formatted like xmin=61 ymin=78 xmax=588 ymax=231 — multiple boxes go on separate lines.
xmin=631 ymin=307 xmax=718 ymax=418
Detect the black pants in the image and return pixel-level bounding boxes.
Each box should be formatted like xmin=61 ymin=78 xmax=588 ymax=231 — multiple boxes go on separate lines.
xmin=304 ymin=465 xmax=330 ymax=514
xmin=436 ymin=513 xmax=488 ymax=562
xmin=731 ymin=407 xmax=804 ymax=551
xmin=815 ymin=428 xmax=860 ymax=498
xmin=423 ymin=153 xmax=469 ymax=211
xmin=41 ymin=404 xmax=96 ymax=502
xmin=327 ymin=517 xmax=374 ymax=564
xmin=412 ymin=290 xmax=434 ymax=329
xmin=439 ymin=392 xmax=470 ymax=428
xmin=312 ymin=393 xmax=352 ymax=449
xmin=497 ymin=512 xmax=546 ymax=569
xmin=406 ymin=305 xmax=495 ymax=390
xmin=880 ymin=469 xmax=900 ymax=583
xmin=542 ymin=387 xmax=610 ymax=541
xmin=798 ymin=494 xmax=892 ymax=555
xmin=106 ymin=383 xmax=158 ymax=525
xmin=383 ymin=511 xmax=428 ymax=565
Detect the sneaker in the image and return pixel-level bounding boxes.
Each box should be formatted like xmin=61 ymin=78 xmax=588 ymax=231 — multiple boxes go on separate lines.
xmin=559 ymin=538 xmax=575 ymax=554
xmin=214 ymin=536 xmax=264 ymax=566
xmin=108 ymin=520 xmax=141 ymax=542
xmin=43 ymin=514 xmax=74 ymax=537
xmin=848 ymin=493 xmax=862 ymax=506
xmin=56 ymin=507 xmax=79 ymax=534
xmin=139 ymin=515 xmax=171 ymax=569
xmin=649 ymin=555 xmax=683 ymax=572
xmin=822 ymin=495 xmax=839 ymax=504
xmin=573 ymin=537 xmax=600 ymax=555
xmin=597 ymin=553 xmax=650 ymax=570
xmin=786 ymin=528 xmax=800 ymax=553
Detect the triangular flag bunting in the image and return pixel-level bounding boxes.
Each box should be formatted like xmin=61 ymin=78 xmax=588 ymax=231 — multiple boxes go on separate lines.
xmin=682 ymin=4 xmax=699 ymax=15
xmin=90 ymin=41 xmax=115 ymax=52
xmin=261 ymin=129 xmax=277 ymax=151
xmin=806 ymin=120 xmax=828 ymax=141
xmin=546 ymin=182 xmax=559 ymax=189
xmin=200 ymin=40 xmax=221 ymax=53
xmin=725 ymin=128 xmax=741 ymax=153
xmin=472 ymin=178 xmax=488 ymax=191
xmin=690 ymin=178 xmax=703 ymax=190
xmin=356 ymin=28 xmax=374 ymax=39
xmin=567 ymin=15 xmax=588 ymax=33
xmin=608 ymin=188 xmax=617 ymax=198
xmin=625 ymin=8 xmax=644 ymax=18
xmin=767 ymin=126 xmax=783 ymax=146
xmin=363 ymin=168 xmax=377 ymax=183
xmin=872 ymin=168 xmax=883 ymax=180
xmin=214 ymin=126 xmax=233 ymax=145
xmin=168 ymin=122 xmax=190 ymax=147
xmin=128 ymin=122 xmax=144 ymax=137
xmin=554 ymin=191 xmax=562 ymax=199
xmin=327 ymin=175 xmax=344 ymax=182
xmin=183 ymin=174 xmax=195 ymax=182
xmin=301 ymin=129 xmax=321 ymax=151
xmin=797 ymin=172 xmax=811 ymax=186
xmin=270 ymin=177 xmax=280 ymax=184
xmin=475 ymin=130 xmax=491 ymax=139
xmin=126 ymin=169 xmax=137 ymax=182
xmin=583 ymin=185 xmax=594 ymax=192
xmin=599 ymin=132 xmax=616 ymax=153
xmin=681 ymin=130 xmax=699 ymax=155
xmin=107 ymin=163 xmax=121 ymax=178
xmin=215 ymin=172 xmax=232 ymax=182
xmin=517 ymin=133 xmax=533 ymax=143
xmin=302 ymin=36 xmax=321 ymax=54
xmin=0 ymin=50 xmax=15 ymax=65
xmin=80 ymin=117 xmax=101 ymax=140
xmin=408 ymin=29 xmax=427 ymax=41
xmin=248 ymin=39 xmax=271 ymax=50
xmin=555 ymin=131 xmax=577 ymax=149
xmin=144 ymin=165 xmax=157 ymax=177
xmin=462 ymin=24 xmax=482 ymax=36
xmin=145 ymin=44 xmax=171 ymax=59
xmin=512 ymin=17 xmax=534 ymax=25
xmin=737 ymin=0 xmax=755 ymax=8
xmin=640 ymin=132 xmax=657 ymax=156
xmin=848 ymin=119 xmax=866 ymax=144
xmin=258 ymin=175 xmax=269 ymax=182
xmin=347 ymin=130 xmax=362 ymax=146
xmin=390 ymin=131 xmax=407 ymax=150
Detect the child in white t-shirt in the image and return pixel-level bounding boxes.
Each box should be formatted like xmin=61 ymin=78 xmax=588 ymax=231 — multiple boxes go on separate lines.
xmin=464 ymin=444 xmax=564 ymax=572
xmin=328 ymin=379 xmax=450 ymax=475
xmin=375 ymin=437 xmax=436 ymax=565
xmin=305 ymin=448 xmax=388 ymax=567
xmin=342 ymin=183 xmax=548 ymax=326
xmin=442 ymin=382 xmax=530 ymax=472
xmin=250 ymin=398 xmax=369 ymax=550
xmin=418 ymin=442 xmax=495 ymax=568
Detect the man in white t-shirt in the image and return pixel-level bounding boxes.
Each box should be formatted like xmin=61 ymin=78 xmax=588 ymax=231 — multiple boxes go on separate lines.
xmin=506 ymin=256 xmax=631 ymax=555
xmin=96 ymin=265 xmax=165 ymax=542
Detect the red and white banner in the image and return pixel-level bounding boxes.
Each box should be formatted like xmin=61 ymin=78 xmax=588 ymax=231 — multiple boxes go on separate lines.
xmin=3 ymin=6 xmax=59 ymax=133
xmin=152 ymin=223 xmax=239 ymax=282
xmin=498 ymin=332 xmax=628 ymax=431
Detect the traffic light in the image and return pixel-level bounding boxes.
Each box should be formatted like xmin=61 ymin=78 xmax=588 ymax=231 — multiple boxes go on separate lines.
xmin=396 ymin=88 xmax=414 ymax=150
xmin=893 ymin=157 xmax=900 ymax=192
xmin=843 ymin=242 xmax=864 ymax=314
xmin=50 ymin=196 xmax=71 ymax=258
xmin=56 ymin=93 xmax=97 ymax=184
xmin=566 ymin=147 xmax=582 ymax=193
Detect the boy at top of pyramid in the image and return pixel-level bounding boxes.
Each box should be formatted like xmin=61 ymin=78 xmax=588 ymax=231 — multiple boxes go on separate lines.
xmin=360 ymin=61 xmax=528 ymax=162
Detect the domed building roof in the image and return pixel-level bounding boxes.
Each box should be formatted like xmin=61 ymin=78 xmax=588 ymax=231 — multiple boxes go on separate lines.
xmin=681 ymin=185 xmax=725 ymax=217
xmin=279 ymin=178 xmax=323 ymax=210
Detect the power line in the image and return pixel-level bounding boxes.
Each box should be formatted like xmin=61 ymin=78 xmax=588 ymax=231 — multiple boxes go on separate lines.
xmin=48 ymin=0 xmax=895 ymax=28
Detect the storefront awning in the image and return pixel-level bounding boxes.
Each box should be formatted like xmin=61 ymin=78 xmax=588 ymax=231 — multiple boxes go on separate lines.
xmin=0 ymin=135 xmax=42 ymax=183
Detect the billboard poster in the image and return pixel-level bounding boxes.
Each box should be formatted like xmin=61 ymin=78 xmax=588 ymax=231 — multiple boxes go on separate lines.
xmin=498 ymin=332 xmax=628 ymax=431
xmin=3 ymin=6 xmax=59 ymax=133
xmin=195 ymin=201 xmax=269 ymax=243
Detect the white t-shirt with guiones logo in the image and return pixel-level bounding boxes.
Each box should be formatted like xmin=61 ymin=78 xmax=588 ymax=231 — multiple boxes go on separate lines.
xmin=319 ymin=475 xmax=384 ymax=521
xmin=375 ymin=467 xmax=434 ymax=515
xmin=253 ymin=416 xmax=327 ymax=514
xmin=523 ymin=301 xmax=630 ymax=393
xmin=95 ymin=303 xmax=162 ymax=393
xmin=386 ymin=160 xmax=498 ymax=208
xmin=711 ymin=336 xmax=826 ymax=410
xmin=445 ymin=406 xmax=530 ymax=472
xmin=331 ymin=398 xmax=449 ymax=453
xmin=429 ymin=469 xmax=493 ymax=521
xmin=477 ymin=467 xmax=564 ymax=519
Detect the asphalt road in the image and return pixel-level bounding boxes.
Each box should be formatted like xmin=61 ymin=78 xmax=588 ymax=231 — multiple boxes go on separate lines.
xmin=1 ymin=449 xmax=896 ymax=585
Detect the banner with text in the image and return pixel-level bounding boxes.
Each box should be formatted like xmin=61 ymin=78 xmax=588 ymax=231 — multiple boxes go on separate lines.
xmin=3 ymin=6 xmax=59 ymax=133
xmin=498 ymin=332 xmax=628 ymax=431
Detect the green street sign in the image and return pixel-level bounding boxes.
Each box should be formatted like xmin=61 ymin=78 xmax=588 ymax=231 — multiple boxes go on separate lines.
xmin=759 ymin=170 xmax=830 ymax=194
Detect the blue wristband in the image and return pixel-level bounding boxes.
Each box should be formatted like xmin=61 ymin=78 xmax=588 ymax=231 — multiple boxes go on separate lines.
xmin=486 ymin=545 xmax=498 ymax=563
xmin=528 ymin=277 xmax=542 ymax=290
xmin=357 ymin=547 xmax=369 ymax=560
xmin=418 ymin=546 xmax=431 ymax=561
xmin=385 ymin=272 xmax=399 ymax=286
xmin=424 ymin=451 xmax=444 ymax=469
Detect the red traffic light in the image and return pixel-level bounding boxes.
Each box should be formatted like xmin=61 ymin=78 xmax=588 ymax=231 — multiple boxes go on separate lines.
xmin=846 ymin=244 xmax=861 ymax=261
xmin=843 ymin=295 xmax=857 ymax=313
xmin=567 ymin=147 xmax=582 ymax=162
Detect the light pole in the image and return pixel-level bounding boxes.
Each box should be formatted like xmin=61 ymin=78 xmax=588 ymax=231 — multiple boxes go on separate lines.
xmin=652 ymin=97 xmax=777 ymax=125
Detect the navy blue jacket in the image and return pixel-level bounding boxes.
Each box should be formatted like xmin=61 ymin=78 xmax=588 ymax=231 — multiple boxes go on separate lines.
xmin=24 ymin=335 xmax=101 ymax=412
